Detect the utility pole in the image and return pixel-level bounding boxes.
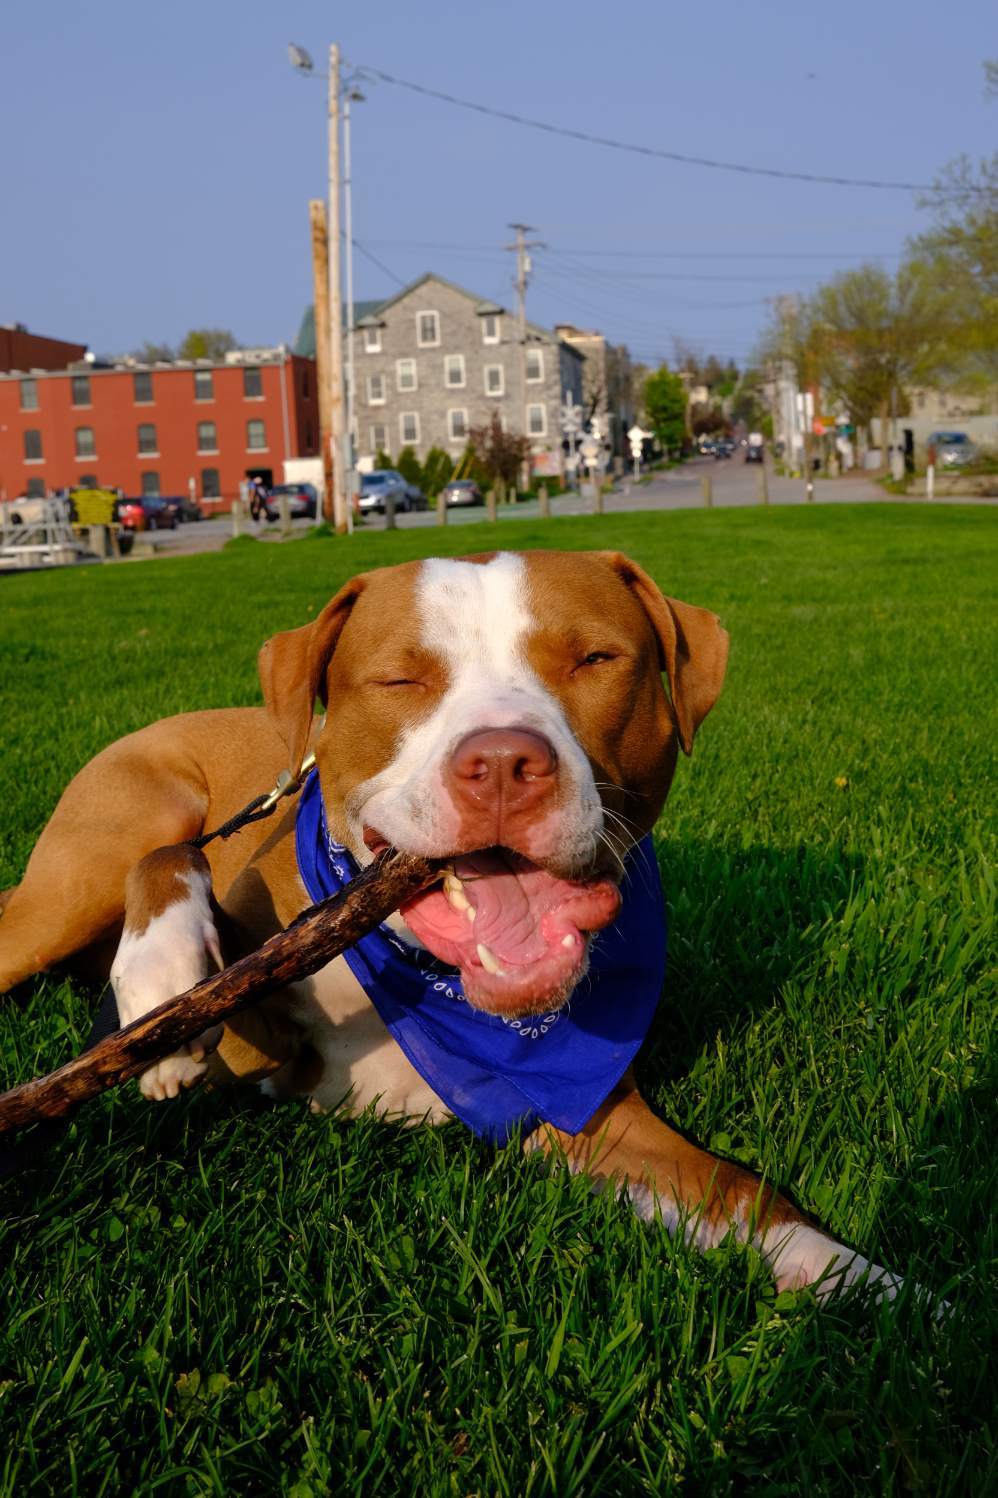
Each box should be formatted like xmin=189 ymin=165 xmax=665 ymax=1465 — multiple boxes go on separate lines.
xmin=328 ymin=43 xmax=348 ymax=533
xmin=505 ymin=223 xmax=544 ymax=484
xmin=309 ymin=200 xmax=334 ymax=524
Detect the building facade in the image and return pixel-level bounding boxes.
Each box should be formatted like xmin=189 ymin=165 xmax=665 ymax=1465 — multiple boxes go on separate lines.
xmin=297 ymin=274 xmax=586 ymax=473
xmin=0 ymin=323 xmax=87 ymax=374
xmin=0 ymin=350 xmax=319 ymax=502
xmin=554 ymin=325 xmax=633 ymax=458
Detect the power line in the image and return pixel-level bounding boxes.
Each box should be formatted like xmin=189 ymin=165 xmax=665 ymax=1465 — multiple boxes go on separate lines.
xmin=354 ymin=63 xmax=951 ymax=193
xmin=364 ymin=238 xmax=904 ymax=261
xmin=349 ymin=237 xmax=407 ymax=288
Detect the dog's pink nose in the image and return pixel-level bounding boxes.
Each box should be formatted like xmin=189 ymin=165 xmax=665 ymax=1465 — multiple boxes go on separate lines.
xmin=446 ymin=728 xmax=558 ymax=841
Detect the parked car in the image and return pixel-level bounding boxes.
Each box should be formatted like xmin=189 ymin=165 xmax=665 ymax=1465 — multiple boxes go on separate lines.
xmin=441 ymin=479 xmax=484 ymax=508
xmin=263 ymin=482 xmax=317 ymax=521
xmin=929 ymin=431 xmax=978 ymax=467
xmin=170 ymin=493 xmax=204 ymax=522
xmin=403 ymin=481 xmax=429 ymax=511
xmin=356 ymin=471 xmax=410 ymax=514
xmin=714 ymin=439 xmax=735 ymax=459
xmin=115 ymin=497 xmax=178 ymax=531
xmin=745 ymin=433 xmax=765 ymax=464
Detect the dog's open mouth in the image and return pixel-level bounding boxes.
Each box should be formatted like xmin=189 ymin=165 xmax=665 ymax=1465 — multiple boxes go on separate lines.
xmin=396 ymin=848 xmax=621 ymax=1016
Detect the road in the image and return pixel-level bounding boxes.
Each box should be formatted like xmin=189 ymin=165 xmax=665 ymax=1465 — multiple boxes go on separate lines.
xmin=120 ymin=459 xmax=924 ymax=560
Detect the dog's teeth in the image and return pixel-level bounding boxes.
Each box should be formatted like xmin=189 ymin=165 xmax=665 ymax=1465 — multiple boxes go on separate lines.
xmin=465 ymin=905 xmax=476 ymax=924
xmin=444 ymin=872 xmax=471 ymax=912
xmin=561 ymin=934 xmax=575 ymax=949
xmin=476 ymin=943 xmax=507 ymax=976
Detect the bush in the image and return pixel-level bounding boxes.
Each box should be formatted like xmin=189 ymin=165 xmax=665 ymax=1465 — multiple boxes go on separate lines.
xmin=395 ymin=447 xmax=423 ymax=489
xmin=421 ymin=447 xmax=455 ymax=498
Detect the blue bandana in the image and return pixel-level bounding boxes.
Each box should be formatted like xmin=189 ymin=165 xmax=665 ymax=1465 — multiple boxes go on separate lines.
xmin=295 ymin=771 xmax=667 ymax=1142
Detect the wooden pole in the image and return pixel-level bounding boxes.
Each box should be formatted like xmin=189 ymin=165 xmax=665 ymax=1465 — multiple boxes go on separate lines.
xmin=538 ymin=483 xmax=549 ymax=518
xmin=309 ymin=199 xmax=335 ymax=525
xmin=486 ymin=487 xmax=497 ymax=522
xmin=756 ymin=463 xmax=769 ymax=505
xmin=701 ymin=474 xmax=713 ymax=508
xmin=0 ymin=852 xmax=437 ymax=1138
xmin=328 ymin=43 xmax=348 ymax=535
xmin=437 ymin=493 xmax=448 ymax=525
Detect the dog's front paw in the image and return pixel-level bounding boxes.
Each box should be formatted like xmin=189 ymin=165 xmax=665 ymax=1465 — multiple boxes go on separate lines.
xmin=138 ymin=1048 xmax=210 ymax=1101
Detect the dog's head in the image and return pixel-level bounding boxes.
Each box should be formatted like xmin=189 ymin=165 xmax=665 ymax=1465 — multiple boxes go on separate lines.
xmin=259 ymin=550 xmax=728 ymax=1015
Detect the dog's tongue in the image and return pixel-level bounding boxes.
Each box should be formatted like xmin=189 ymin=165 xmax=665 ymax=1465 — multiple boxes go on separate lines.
xmin=400 ymin=849 xmax=620 ymax=1014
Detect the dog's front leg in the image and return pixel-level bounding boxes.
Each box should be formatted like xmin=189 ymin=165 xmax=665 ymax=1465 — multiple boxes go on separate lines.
xmin=110 ymin=845 xmax=224 ymax=1100
xmin=529 ymin=1073 xmax=902 ymax=1302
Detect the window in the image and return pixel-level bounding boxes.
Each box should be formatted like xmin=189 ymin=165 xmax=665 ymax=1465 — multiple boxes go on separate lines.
xmin=247 ymin=418 xmax=267 ymax=450
xmin=484 ymin=364 xmax=505 ymax=397
xmin=416 ymin=310 xmax=440 ymax=348
xmin=301 ymin=367 xmax=310 ymax=396
xmin=194 ymin=369 xmax=214 ymax=401
xmin=141 ymin=471 xmax=161 ymax=497
xmin=20 ymin=377 xmax=38 ymax=411
xmin=137 ymin=422 xmax=158 ymax=455
xmin=367 ymin=373 xmax=386 ymax=405
xmin=370 ymin=423 xmax=388 ymax=453
xmin=399 ymin=412 xmax=420 ymax=445
xmin=482 ymin=314 xmax=501 ymax=344
xmin=133 ymin=371 xmax=153 ymax=403
xmin=26 ymin=477 xmax=46 ymax=498
xmin=444 ymin=354 xmax=465 ymax=388
xmin=526 ymin=403 xmax=547 ymax=437
xmin=23 ymin=429 xmax=43 ymax=461
xmin=243 ymin=366 xmax=263 ymax=399
xmin=71 ymin=374 xmax=91 ymax=406
xmin=396 ymin=358 xmax=418 ymax=393
xmin=75 ymin=426 xmax=96 ymax=459
xmin=197 ymin=420 xmax=218 ymax=452
xmin=448 ymin=409 xmax=468 ymax=443
xmin=201 ymin=467 xmax=221 ymax=499
xmin=526 ymin=348 xmax=544 ymax=383
xmin=363 ymin=326 xmax=382 ymax=353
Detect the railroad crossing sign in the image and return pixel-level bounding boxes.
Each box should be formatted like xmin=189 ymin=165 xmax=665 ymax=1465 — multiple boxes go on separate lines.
xmin=580 ymin=436 xmax=601 ymax=470
xmin=560 ymin=393 xmax=583 ymax=434
xmin=627 ymin=424 xmax=648 ymax=457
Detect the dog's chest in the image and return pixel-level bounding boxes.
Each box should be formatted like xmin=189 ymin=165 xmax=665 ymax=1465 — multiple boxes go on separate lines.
xmin=288 ymin=955 xmax=452 ymax=1124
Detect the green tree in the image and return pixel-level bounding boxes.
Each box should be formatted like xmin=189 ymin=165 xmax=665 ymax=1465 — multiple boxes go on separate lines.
xmin=395 ymin=447 xmax=423 ymax=489
xmin=644 ymin=366 xmax=687 ymax=453
xmin=177 ymin=328 xmax=239 ymax=361
xmin=421 ymin=446 xmax=454 ymax=498
xmin=374 ymin=449 xmax=394 ymax=471
xmin=133 ymin=339 xmax=175 ymax=363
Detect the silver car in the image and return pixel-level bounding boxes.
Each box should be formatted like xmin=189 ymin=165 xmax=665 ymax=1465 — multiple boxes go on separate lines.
xmin=357 ymin=470 xmax=410 ymax=514
xmin=929 ymin=431 xmax=978 ymax=467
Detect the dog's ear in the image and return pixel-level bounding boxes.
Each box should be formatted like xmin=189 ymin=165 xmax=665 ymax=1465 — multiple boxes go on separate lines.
xmin=600 ymin=553 xmax=729 ymax=754
xmin=257 ymin=576 xmax=366 ymax=774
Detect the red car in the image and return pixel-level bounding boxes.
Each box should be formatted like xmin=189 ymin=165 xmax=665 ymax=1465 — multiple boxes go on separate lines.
xmin=115 ymin=497 xmax=179 ymax=531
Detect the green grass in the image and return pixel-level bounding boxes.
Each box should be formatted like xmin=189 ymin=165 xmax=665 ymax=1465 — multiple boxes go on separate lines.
xmin=1 ymin=505 xmax=995 ymax=1495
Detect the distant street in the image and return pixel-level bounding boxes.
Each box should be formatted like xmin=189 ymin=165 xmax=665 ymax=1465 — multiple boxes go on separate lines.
xmin=123 ymin=458 xmax=961 ymax=560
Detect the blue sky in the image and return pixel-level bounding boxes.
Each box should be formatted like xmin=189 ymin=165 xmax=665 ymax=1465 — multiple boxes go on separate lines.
xmin=5 ymin=0 xmax=993 ymax=370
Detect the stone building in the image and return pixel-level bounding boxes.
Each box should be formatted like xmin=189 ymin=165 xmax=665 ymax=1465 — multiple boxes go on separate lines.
xmin=298 ymin=273 xmax=585 ymax=473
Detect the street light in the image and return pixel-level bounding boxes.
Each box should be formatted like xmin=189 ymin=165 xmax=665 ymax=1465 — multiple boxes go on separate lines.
xmin=288 ymin=44 xmax=367 ymax=530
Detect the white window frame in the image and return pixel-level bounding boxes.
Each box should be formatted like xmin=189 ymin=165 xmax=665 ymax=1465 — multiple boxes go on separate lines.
xmin=444 ymin=353 xmax=466 ymax=389
xmin=526 ymin=403 xmax=547 ymax=438
xmin=363 ymin=325 xmax=382 ymax=353
xmin=367 ymin=372 xmax=386 ymax=406
xmin=246 ymin=418 xmax=268 ymax=452
xmin=370 ymin=424 xmax=388 ymax=453
xmin=396 ymin=358 xmax=418 ymax=393
xmin=399 ymin=411 xmax=420 ymax=446
xmin=481 ymin=314 xmax=501 ymax=345
xmin=447 ymin=408 xmax=469 ymax=443
xmin=484 ymin=363 xmax=505 ymax=397
xmin=416 ymin=310 xmax=440 ymax=348
xmin=526 ymin=347 xmax=545 ymax=383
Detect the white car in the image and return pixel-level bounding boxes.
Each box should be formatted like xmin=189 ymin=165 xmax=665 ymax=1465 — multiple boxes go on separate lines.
xmin=356 ymin=471 xmax=411 ymax=514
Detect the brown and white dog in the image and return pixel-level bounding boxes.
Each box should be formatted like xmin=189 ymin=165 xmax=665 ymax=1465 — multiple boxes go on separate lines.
xmin=0 ymin=550 xmax=899 ymax=1300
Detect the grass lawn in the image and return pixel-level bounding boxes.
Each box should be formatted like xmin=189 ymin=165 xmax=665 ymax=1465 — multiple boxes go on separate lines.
xmin=0 ymin=504 xmax=995 ymax=1495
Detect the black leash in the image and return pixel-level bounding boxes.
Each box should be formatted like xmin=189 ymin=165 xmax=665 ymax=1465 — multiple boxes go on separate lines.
xmin=0 ymin=758 xmax=316 ymax=1182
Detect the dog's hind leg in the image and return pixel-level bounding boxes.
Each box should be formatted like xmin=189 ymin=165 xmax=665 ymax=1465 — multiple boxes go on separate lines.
xmin=530 ymin=1073 xmax=903 ymax=1303
xmin=0 ymin=728 xmax=207 ymax=994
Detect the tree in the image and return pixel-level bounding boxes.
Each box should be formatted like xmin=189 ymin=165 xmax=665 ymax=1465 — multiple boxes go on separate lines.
xmin=644 ymin=366 xmax=688 ymax=453
xmin=133 ymin=339 xmax=175 ymax=363
xmin=468 ymin=412 xmax=532 ymax=488
xmin=395 ymin=447 xmax=423 ymax=489
xmin=421 ymin=446 xmax=454 ymax=498
xmin=177 ymin=328 xmax=239 ymax=361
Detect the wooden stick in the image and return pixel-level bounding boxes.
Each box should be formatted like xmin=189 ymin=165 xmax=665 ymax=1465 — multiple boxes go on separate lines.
xmin=0 ymin=851 xmax=437 ymax=1137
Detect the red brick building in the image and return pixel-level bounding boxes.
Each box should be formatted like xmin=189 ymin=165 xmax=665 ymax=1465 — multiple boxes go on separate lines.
xmin=0 ymin=323 xmax=87 ymax=374
xmin=0 ymin=350 xmax=319 ymax=504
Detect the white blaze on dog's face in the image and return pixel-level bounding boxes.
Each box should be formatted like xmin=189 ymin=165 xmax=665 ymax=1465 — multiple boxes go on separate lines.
xmin=258 ymin=550 xmax=728 ymax=1017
